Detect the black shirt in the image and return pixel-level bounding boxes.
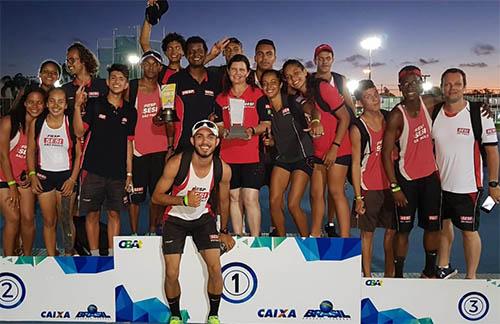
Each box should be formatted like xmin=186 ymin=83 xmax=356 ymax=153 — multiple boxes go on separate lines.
xmin=82 ymin=97 xmax=137 ymax=180
xmin=62 ymin=78 xmax=108 ymax=116
xmin=168 ymin=67 xmax=222 ymax=150
xmin=257 ymin=94 xmax=313 ymax=163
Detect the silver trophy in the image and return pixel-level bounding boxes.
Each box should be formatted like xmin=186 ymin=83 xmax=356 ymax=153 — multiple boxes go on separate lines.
xmin=226 ymin=98 xmax=248 ymax=139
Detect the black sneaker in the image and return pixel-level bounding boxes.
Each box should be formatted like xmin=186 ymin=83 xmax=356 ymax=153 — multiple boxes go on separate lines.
xmin=437 ymin=265 xmax=458 ymax=279
xmin=324 ymin=223 xmax=339 ymax=237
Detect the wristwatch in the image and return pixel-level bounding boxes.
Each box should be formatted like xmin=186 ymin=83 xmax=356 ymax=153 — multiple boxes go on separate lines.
xmin=390 ymin=182 xmax=399 ymax=189
xmin=488 ymin=181 xmax=499 ymax=188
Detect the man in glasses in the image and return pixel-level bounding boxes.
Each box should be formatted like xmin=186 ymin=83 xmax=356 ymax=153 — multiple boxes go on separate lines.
xmin=381 ymin=66 xmax=442 ymax=278
xmin=62 ymin=42 xmax=108 ymax=115
xmin=152 ymin=119 xmax=233 ymax=324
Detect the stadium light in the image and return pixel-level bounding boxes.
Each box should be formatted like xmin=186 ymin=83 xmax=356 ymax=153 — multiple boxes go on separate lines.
xmin=347 ymin=80 xmax=360 ymax=94
xmin=127 ymin=54 xmax=140 ymax=65
xmin=360 ymin=36 xmax=382 ymax=80
xmin=423 ymin=81 xmax=433 ymax=92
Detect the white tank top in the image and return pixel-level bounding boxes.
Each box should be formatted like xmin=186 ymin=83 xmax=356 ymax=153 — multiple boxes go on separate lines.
xmin=167 ymin=162 xmax=214 ymax=221
xmin=38 ymin=117 xmax=71 ymax=171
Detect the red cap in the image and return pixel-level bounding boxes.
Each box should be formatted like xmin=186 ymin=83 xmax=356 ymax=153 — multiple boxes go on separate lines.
xmin=314 ymin=44 xmax=333 ymax=58
xmin=314 ymin=44 xmax=334 ymax=59
xmin=398 ymin=68 xmax=422 ymax=82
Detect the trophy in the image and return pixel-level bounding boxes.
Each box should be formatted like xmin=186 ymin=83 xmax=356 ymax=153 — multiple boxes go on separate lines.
xmin=153 ymin=83 xmax=178 ymax=125
xmin=225 ymin=98 xmax=248 ymax=139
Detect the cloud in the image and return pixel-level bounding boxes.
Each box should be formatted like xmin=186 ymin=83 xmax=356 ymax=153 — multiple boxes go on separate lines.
xmin=459 ymin=62 xmax=488 ymax=68
xmin=401 ymin=61 xmax=415 ymax=65
xmin=371 ymin=62 xmax=386 ymax=67
xmin=472 ymin=43 xmax=495 ymax=56
xmin=304 ymin=60 xmax=315 ymax=69
xmin=418 ymin=58 xmax=439 ymax=65
xmin=342 ymin=54 xmax=366 ymax=63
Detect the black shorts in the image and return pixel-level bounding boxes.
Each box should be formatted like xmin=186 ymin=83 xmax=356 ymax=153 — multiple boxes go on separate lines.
xmin=79 ymin=171 xmax=126 ymax=215
xmin=311 ymin=154 xmax=352 ymax=166
xmin=229 ymin=162 xmax=265 ymax=190
xmin=352 ymin=189 xmax=396 ymax=232
xmin=36 ymin=169 xmax=72 ymax=192
xmin=395 ymin=171 xmax=441 ymax=233
xmin=274 ymin=157 xmax=314 ymax=177
xmin=131 ymin=151 xmax=166 ymax=204
xmin=442 ymin=191 xmax=481 ymax=232
xmin=162 ymin=213 xmax=219 ymax=254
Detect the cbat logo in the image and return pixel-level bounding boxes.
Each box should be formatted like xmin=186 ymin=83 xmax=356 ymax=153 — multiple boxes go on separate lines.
xmin=365 ymin=279 xmax=383 ymax=286
xmin=75 ymin=304 xmax=110 ymax=319
xmin=41 ymin=311 xmax=70 ymax=318
xmin=303 ymin=300 xmax=351 ymax=319
xmin=258 ymin=308 xmax=297 ymax=318
xmin=118 ymin=239 xmax=143 ymax=249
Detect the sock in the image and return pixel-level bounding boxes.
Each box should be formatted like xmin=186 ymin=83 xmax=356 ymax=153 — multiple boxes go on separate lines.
xmin=394 ymin=256 xmax=405 ymax=278
xmin=424 ymin=250 xmax=437 ymax=276
xmin=90 ymin=249 xmax=100 ymax=256
xmin=208 ymin=293 xmax=221 ymax=317
xmin=167 ymin=295 xmax=181 ymax=317
xmin=108 ymin=248 xmax=114 ymax=256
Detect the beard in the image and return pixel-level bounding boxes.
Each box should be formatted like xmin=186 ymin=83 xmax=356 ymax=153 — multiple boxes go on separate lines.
xmin=193 ymin=145 xmax=213 ymax=158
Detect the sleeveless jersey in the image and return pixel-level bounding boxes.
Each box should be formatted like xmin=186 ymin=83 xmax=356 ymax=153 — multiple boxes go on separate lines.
xmin=396 ymin=98 xmax=437 ymax=180
xmin=165 ymin=161 xmax=215 ymax=221
xmin=38 ymin=117 xmax=72 ymax=171
xmin=0 ymin=130 xmax=28 ymax=183
xmin=360 ymin=120 xmax=389 ymax=190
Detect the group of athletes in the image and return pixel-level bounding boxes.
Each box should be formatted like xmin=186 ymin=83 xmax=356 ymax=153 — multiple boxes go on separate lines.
xmin=0 ymin=2 xmax=499 ymax=323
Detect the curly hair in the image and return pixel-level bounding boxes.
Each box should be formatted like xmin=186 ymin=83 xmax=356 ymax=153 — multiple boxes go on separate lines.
xmin=161 ymin=32 xmax=186 ymax=54
xmin=67 ymin=42 xmax=99 ymax=77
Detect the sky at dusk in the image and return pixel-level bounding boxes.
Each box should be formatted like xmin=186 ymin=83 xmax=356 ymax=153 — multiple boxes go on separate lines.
xmin=1 ymin=0 xmax=499 ymax=91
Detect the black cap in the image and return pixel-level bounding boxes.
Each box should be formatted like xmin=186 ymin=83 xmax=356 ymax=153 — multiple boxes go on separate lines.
xmin=145 ymin=0 xmax=169 ymax=26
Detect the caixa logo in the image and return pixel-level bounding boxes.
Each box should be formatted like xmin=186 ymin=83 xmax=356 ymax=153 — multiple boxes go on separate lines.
xmin=257 ymin=308 xmax=297 ymax=318
xmin=118 ymin=239 xmax=143 ymax=249
xmin=75 ymin=304 xmax=110 ymax=319
xmin=41 ymin=310 xmax=70 ymax=318
xmin=365 ymin=279 xmax=383 ymax=286
xmin=303 ymin=300 xmax=351 ymax=319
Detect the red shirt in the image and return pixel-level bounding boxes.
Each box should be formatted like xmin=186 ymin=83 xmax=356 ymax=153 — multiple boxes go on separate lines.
xmin=396 ymin=99 xmax=437 ymax=180
xmin=134 ymin=87 xmax=168 ymax=155
xmin=360 ymin=122 xmax=390 ymax=190
xmin=0 ymin=130 xmax=28 ymax=183
xmin=217 ymin=86 xmax=264 ymax=164
xmin=313 ymin=82 xmax=351 ymax=159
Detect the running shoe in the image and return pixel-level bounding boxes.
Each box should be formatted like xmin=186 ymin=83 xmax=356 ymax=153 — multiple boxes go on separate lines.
xmin=437 ymin=265 xmax=458 ymax=279
xmin=169 ymin=315 xmax=182 ymax=324
xmin=324 ymin=223 xmax=339 ymax=237
xmin=207 ymin=315 xmax=220 ymax=324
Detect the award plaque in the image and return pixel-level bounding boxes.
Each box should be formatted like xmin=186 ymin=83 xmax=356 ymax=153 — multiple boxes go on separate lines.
xmin=226 ymin=98 xmax=248 ymax=139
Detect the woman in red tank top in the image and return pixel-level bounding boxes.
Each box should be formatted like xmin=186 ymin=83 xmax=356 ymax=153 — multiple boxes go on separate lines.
xmin=0 ymin=87 xmax=45 ymax=256
xmin=283 ymin=59 xmax=352 ymax=237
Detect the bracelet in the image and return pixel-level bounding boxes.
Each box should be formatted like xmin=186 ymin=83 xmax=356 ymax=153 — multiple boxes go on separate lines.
xmin=67 ymin=178 xmax=76 ymax=184
xmin=251 ymin=127 xmax=256 ymax=135
xmin=310 ymin=119 xmax=320 ymax=124
xmin=182 ymin=195 xmax=189 ymax=206
xmin=7 ymin=180 xmax=16 ymax=187
xmin=355 ymin=195 xmax=364 ymax=201
xmin=391 ymin=186 xmax=401 ymax=193
xmin=126 ymin=172 xmax=133 ymax=177
xmin=28 ymin=170 xmax=36 ymax=177
xmin=167 ymin=145 xmax=174 ymax=150
xmin=332 ymin=142 xmax=341 ymax=147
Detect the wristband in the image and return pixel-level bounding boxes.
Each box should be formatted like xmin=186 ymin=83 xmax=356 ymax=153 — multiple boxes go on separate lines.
xmin=126 ymin=172 xmax=132 ymax=177
xmin=310 ymin=119 xmax=320 ymax=124
xmin=7 ymin=180 xmax=16 ymax=186
xmin=391 ymin=186 xmax=401 ymax=193
xmin=355 ymin=195 xmax=363 ymax=201
xmin=332 ymin=142 xmax=341 ymax=147
xmin=28 ymin=170 xmax=36 ymax=177
xmin=183 ymin=195 xmax=189 ymax=206
xmin=167 ymin=145 xmax=174 ymax=150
